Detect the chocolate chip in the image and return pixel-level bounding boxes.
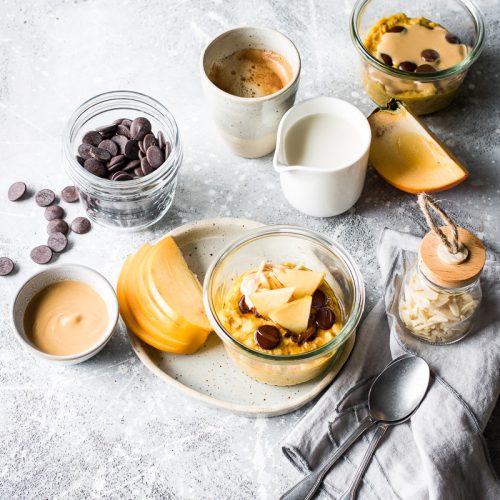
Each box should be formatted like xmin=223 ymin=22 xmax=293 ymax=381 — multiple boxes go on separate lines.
xmin=445 ymin=33 xmax=461 ymax=44
xmin=47 ymin=219 xmax=69 ymax=235
xmin=82 ymin=131 xmax=102 ymax=146
xmin=95 ymin=124 xmax=118 ymax=136
xmin=312 ymin=289 xmax=327 ymax=309
xmin=380 ymin=53 xmax=393 ymax=67
xmin=8 ymin=182 xmax=27 ymax=201
xmin=30 ymin=245 xmax=53 ymax=265
xmin=47 ymin=232 xmax=68 ymax=253
xmin=71 ymin=216 xmax=91 ymax=234
xmin=98 ymin=139 xmax=119 ymax=157
xmin=107 ymin=160 xmax=127 ymax=174
xmin=421 ymin=49 xmax=440 ymax=62
xmin=157 ymin=131 xmax=166 ymax=149
xmin=35 ymin=189 xmax=55 ymax=207
xmin=143 ymin=133 xmax=157 ymax=151
xmin=111 ymin=135 xmax=128 ymax=154
xmin=134 ymin=168 xmax=144 ymax=178
xmin=315 ymin=307 xmax=335 ymax=330
xmin=0 ymin=257 xmax=14 ymax=276
xmin=113 ymin=118 xmax=125 ymax=125
xmin=387 ymin=25 xmax=405 ymax=33
xmin=77 ymin=143 xmax=93 ymax=160
xmin=416 ymin=64 xmax=437 ymax=73
xmin=146 ymin=145 xmax=165 ymax=169
xmin=123 ymin=159 xmax=141 ymax=172
xmin=130 ymin=117 xmax=152 ymax=141
xmin=75 ymin=155 xmax=85 ymax=166
xmin=84 ymin=158 xmax=107 ymax=177
xmin=398 ymin=61 xmax=417 ymax=72
xmin=141 ymin=157 xmax=154 ymax=175
xmin=299 ymin=324 xmax=318 ymax=344
xmin=61 ymin=186 xmax=79 ymax=203
xmin=44 ymin=205 xmax=64 ymax=221
xmin=89 ymin=146 xmax=112 ymax=162
xmin=138 ymin=150 xmax=145 ymax=160
xmin=110 ymin=171 xmax=126 ymax=181
xmin=124 ymin=140 xmax=139 ymax=160
xmin=254 ymin=325 xmax=281 ymax=350
xmin=238 ymin=295 xmax=252 ymax=314
xmin=117 ymin=124 xmax=131 ymax=138
xmin=114 ymin=173 xmax=134 ymax=181
xmin=121 ymin=119 xmax=132 ymax=128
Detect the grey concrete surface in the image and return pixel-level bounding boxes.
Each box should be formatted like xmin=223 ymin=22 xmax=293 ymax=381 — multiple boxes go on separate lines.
xmin=0 ymin=0 xmax=499 ymax=498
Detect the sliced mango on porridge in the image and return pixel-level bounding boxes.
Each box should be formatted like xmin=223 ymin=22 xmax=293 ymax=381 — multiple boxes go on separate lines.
xmin=273 ymin=268 xmax=325 ymax=298
xmin=269 ymin=296 xmax=312 ymax=335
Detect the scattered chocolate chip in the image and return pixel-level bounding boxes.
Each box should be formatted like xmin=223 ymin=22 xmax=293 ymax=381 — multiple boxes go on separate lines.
xmin=8 ymin=182 xmax=27 ymax=201
xmin=445 ymin=33 xmax=461 ymax=44
xmin=47 ymin=232 xmax=68 ymax=253
xmin=30 ymin=245 xmax=53 ymax=265
xmin=238 ymin=295 xmax=252 ymax=314
xmin=98 ymin=139 xmax=119 ymax=157
xmin=84 ymin=158 xmax=107 ymax=177
xmin=315 ymin=307 xmax=335 ymax=330
xmin=71 ymin=216 xmax=91 ymax=234
xmin=146 ymin=145 xmax=165 ymax=169
xmin=61 ymin=186 xmax=79 ymax=203
xmin=111 ymin=135 xmax=128 ymax=154
xmin=254 ymin=325 xmax=281 ymax=350
xmin=387 ymin=25 xmax=406 ymax=33
xmin=157 ymin=131 xmax=166 ymax=150
xmin=416 ymin=64 xmax=437 ymax=73
xmin=35 ymin=189 xmax=55 ymax=207
xmin=117 ymin=124 xmax=131 ymax=138
xmin=82 ymin=131 xmax=102 ymax=146
xmin=130 ymin=117 xmax=152 ymax=141
xmin=124 ymin=140 xmax=139 ymax=160
xmin=398 ymin=61 xmax=417 ymax=72
xmin=0 ymin=257 xmax=14 ymax=276
xmin=44 ymin=205 xmax=65 ymax=221
xmin=421 ymin=49 xmax=440 ymax=62
xmin=312 ymin=289 xmax=327 ymax=309
xmin=47 ymin=219 xmax=69 ymax=235
xmin=123 ymin=159 xmax=141 ymax=172
xmin=380 ymin=53 xmax=393 ymax=67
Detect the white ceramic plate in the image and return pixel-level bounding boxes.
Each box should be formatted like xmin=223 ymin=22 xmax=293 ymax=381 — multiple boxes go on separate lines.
xmin=127 ymin=218 xmax=356 ymax=417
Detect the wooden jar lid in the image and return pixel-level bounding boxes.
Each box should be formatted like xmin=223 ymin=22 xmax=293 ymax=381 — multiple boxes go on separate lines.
xmin=418 ymin=226 xmax=486 ymax=289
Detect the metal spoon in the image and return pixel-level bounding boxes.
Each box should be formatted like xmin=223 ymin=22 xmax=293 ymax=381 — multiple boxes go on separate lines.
xmin=280 ymin=355 xmax=430 ymax=500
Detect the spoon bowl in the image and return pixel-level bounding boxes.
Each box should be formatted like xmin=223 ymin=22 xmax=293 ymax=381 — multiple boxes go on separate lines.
xmin=368 ymin=355 xmax=430 ymax=422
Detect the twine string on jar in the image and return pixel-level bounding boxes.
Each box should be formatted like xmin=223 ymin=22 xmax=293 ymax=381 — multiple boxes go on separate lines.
xmin=417 ymin=193 xmax=459 ymax=255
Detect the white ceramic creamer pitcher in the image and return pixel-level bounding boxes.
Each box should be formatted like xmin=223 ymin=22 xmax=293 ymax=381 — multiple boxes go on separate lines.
xmin=273 ymin=97 xmax=371 ymax=217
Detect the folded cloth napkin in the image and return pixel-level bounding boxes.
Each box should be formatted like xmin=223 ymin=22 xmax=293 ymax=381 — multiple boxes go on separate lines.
xmin=282 ymin=229 xmax=500 ymax=500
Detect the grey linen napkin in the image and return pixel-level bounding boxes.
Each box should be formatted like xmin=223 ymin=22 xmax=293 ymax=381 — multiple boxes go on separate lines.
xmin=282 ymin=229 xmax=500 ymax=500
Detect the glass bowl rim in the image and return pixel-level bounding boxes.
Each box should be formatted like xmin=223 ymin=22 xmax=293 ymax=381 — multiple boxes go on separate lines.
xmin=203 ymin=225 xmax=365 ymax=362
xmin=62 ymin=90 xmax=182 ymax=191
xmin=349 ymin=0 xmax=485 ymax=81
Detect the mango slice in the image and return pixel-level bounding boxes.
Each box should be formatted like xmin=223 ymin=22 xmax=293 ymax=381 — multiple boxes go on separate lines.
xmin=269 ymin=296 xmax=312 ymax=334
xmin=368 ymin=100 xmax=468 ymax=193
xmin=249 ymin=287 xmax=295 ymax=318
xmin=273 ymin=268 xmax=325 ymax=299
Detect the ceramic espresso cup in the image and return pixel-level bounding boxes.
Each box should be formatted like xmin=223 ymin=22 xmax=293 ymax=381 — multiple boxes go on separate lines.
xmin=200 ymin=26 xmax=301 ymax=158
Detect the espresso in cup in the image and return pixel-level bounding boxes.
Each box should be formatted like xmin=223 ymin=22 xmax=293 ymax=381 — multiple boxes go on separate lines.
xmin=208 ymin=48 xmax=293 ymax=98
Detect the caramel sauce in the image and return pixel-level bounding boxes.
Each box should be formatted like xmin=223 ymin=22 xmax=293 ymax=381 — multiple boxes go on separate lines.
xmin=24 ymin=280 xmax=108 ymax=356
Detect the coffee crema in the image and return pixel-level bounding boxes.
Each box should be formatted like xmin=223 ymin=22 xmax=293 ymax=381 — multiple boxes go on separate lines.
xmin=208 ymin=48 xmax=293 ymax=98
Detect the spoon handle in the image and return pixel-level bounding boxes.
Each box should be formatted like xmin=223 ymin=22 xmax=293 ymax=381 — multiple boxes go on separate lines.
xmin=280 ymin=416 xmax=375 ymax=500
xmin=338 ymin=424 xmax=389 ymax=500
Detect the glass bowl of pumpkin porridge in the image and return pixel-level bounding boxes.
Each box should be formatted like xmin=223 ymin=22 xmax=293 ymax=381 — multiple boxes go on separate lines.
xmin=203 ymin=226 xmax=365 ymax=386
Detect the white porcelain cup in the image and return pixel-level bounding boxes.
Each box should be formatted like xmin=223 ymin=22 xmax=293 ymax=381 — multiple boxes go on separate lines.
xmin=273 ymin=97 xmax=372 ymax=217
xmin=200 ymin=26 xmax=301 ymax=158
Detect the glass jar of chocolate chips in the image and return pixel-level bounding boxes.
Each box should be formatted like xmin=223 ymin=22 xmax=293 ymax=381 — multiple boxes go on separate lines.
xmin=63 ymin=91 xmax=182 ymax=230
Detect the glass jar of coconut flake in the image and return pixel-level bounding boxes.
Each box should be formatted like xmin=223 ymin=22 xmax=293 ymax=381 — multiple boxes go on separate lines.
xmin=398 ymin=225 xmax=485 ymax=345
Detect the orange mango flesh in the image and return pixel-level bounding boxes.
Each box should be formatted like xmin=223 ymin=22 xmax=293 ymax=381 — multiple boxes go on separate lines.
xmin=117 ymin=237 xmax=212 ymax=354
xmin=368 ymin=103 xmax=468 ymax=193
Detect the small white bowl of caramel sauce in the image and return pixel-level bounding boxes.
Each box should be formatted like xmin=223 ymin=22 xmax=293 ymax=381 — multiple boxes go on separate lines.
xmin=11 ymin=264 xmax=119 ymax=365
